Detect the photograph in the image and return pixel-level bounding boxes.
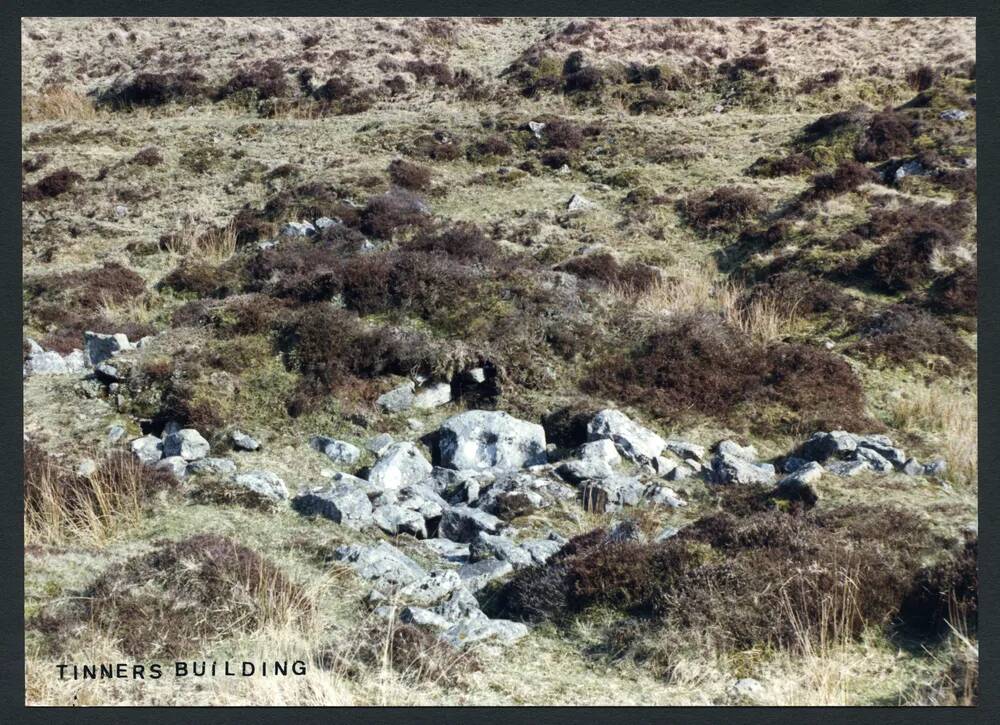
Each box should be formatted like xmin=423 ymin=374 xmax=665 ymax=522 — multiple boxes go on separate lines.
xmin=20 ymin=15 xmax=978 ymax=706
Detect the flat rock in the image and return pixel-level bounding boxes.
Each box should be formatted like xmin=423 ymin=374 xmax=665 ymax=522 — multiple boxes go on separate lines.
xmin=155 ymin=456 xmax=188 ymax=478
xmin=376 ymin=382 xmax=415 ymax=413
xmin=231 ymin=430 xmax=260 ymax=451
xmin=397 ymin=569 xmax=463 ymax=606
xmin=457 ymin=558 xmax=513 ymax=592
xmin=130 ymin=435 xmax=163 ymax=464
xmin=439 ymin=504 xmax=505 ymax=543
xmin=664 ymin=439 xmax=706 ymax=461
xmin=83 ymin=331 xmax=130 ymax=366
xmin=440 ymin=618 xmax=528 ymax=648
xmin=372 ymin=503 xmax=428 ymax=538
xmin=186 ymin=457 xmax=237 ymax=476
xmin=520 ymin=538 xmax=563 ymax=565
xmin=421 ymin=537 xmax=471 ymax=564
xmin=234 ymin=470 xmax=288 ymax=501
xmin=710 ymin=452 xmax=775 ymax=485
xmin=438 ymin=410 xmax=547 ymax=471
xmin=587 ymin=409 xmax=664 ymax=463
xmin=366 ymin=433 xmax=394 ymax=456
xmin=368 ymin=442 xmax=432 ymax=491
xmin=162 ymin=429 xmax=210 ymax=461
xmin=469 ymin=532 xmax=533 ymax=568
xmin=310 ymin=436 xmax=361 ymax=465
xmin=413 ymin=382 xmax=452 ymax=409
xmin=334 ymin=542 xmax=425 ymax=590
xmin=292 ymin=482 xmax=374 ymax=528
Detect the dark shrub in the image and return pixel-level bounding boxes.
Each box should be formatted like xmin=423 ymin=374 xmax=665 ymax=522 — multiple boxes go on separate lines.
xmin=908 ymin=64 xmax=937 ymax=91
xmin=800 ymin=110 xmax=863 ymax=144
xmin=807 ymin=160 xmax=878 ymax=200
xmin=161 ymin=259 xmax=243 ymax=299
xmin=313 ymin=75 xmax=357 ymax=101
xmin=98 ymin=70 xmax=207 ymax=108
xmin=563 ymin=51 xmax=585 ymax=75
xmin=855 ymin=111 xmax=915 ymax=162
xmin=219 ymin=59 xmax=288 ymax=100
xmin=405 ymin=222 xmax=497 ymax=262
xmin=679 ymin=186 xmax=766 ymax=234
xmin=937 ymin=168 xmax=976 ymax=196
xmin=564 ymin=67 xmax=603 ymax=93
xmin=752 ymin=271 xmax=859 ymax=318
xmin=388 ymin=159 xmax=432 ymax=191
xmin=747 ymin=153 xmax=817 ymax=177
xmin=585 ymin=312 xmax=868 ymax=431
xmin=543 ymin=119 xmax=584 ymax=149
xmin=540 ymin=150 xmax=571 ymax=169
xmin=467 ymin=136 xmax=512 ymax=161
xmin=556 ymin=253 xmax=661 ymax=294
xmin=84 ymin=534 xmax=309 ymax=658
xmin=493 ymin=504 xmax=948 ymax=651
xmin=359 ymin=189 xmax=430 ymax=239
xmin=130 ymin=146 xmax=163 ymax=166
xmin=404 ymin=59 xmax=457 ymax=87
xmin=928 ymin=263 xmax=977 ymax=316
xmin=799 ymin=69 xmax=844 ymax=93
xmin=898 ymin=534 xmax=977 ymax=637
xmin=22 ymin=167 xmax=83 ymax=201
xmin=848 ymin=305 xmax=975 ymax=370
xmin=384 ymin=74 xmax=408 ymax=95
xmin=865 ymin=224 xmax=955 ymax=293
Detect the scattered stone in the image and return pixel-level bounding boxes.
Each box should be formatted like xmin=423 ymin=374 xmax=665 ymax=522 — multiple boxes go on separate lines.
xmin=441 ymin=618 xmax=528 ymax=648
xmin=433 ymin=587 xmax=485 ymax=622
xmin=24 ymin=348 xmax=86 ymax=376
xmin=555 ymin=457 xmax=614 ymax=484
xmin=376 ymin=382 xmax=415 ymax=413
xmin=186 ymin=457 xmax=237 ymax=476
xmin=368 ymin=442 xmax=433 ymax=491
xmin=852 ymin=446 xmax=894 ymax=473
xmin=413 ymin=382 xmax=452 ymax=409
xmin=310 ymin=436 xmax=361 ymax=465
xmin=292 ymin=482 xmax=373 ymax=527
xmin=798 ymin=431 xmax=857 ymax=461
xmin=231 ymin=430 xmax=260 ymax=451
xmin=162 ymin=429 xmax=210 ymax=461
xmin=155 ymin=456 xmax=188 ymax=478
xmin=566 ymin=193 xmax=596 ymax=211
xmin=716 ymin=440 xmax=758 ymax=461
xmin=373 ymin=503 xmax=428 ymax=538
xmin=826 ymin=459 xmax=870 ymax=477
xmin=366 ymin=433 xmax=394 ymax=456
xmin=438 ymin=410 xmax=547 ymax=471
xmin=940 ymin=109 xmax=969 ymax=122
xmin=587 ymin=409 xmax=664 ymax=463
xmin=334 ymin=542 xmax=426 ymax=590
xmin=83 ymin=331 xmax=130 ymax=366
xmin=902 ymin=458 xmax=925 ymax=476
xmin=130 ymin=435 xmax=162 ymax=464
xmin=400 ymin=607 xmax=452 ymax=630
xmin=578 ymin=439 xmax=621 ymax=466
xmin=520 ymin=538 xmax=563 ymax=565
xmin=664 ymin=439 xmax=706 ymax=461
xmin=469 ymin=532 xmax=533 ymax=568
xmin=397 ymin=569 xmax=463 ymax=606
xmin=528 ymin=120 xmax=546 ymax=138
xmin=457 ymin=558 xmax=513 ymax=592
xmin=644 ymin=484 xmax=687 ymax=508
xmin=439 ymin=504 xmax=505 ymax=543
xmin=780 ymin=460 xmax=823 ymax=485
xmin=579 ymin=475 xmax=645 ymax=512
xmin=855 ymin=436 xmax=906 ymax=467
xmin=710 ymin=452 xmax=775 ymax=485
xmin=606 ymin=520 xmax=645 ymax=543
xmin=279 ymin=221 xmax=316 ymax=237
xmin=314 ymin=216 xmax=338 ymax=229
xmin=923 ymin=458 xmax=948 ymax=477
xmin=234 ymin=470 xmax=288 ymax=501
xmin=107 ymin=425 xmax=126 ymax=443
xmin=76 ymin=458 xmax=97 ymax=477
xmin=421 ymin=538 xmax=471 ymax=563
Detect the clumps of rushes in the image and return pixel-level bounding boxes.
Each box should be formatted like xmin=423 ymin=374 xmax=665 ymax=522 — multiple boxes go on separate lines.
xmin=584 ymin=312 xmax=869 ymax=433
xmin=491 ymin=503 xmax=962 ymax=652
xmin=217 ymin=59 xmax=288 ymax=100
xmin=555 ymin=252 xmax=662 ymax=295
xmin=679 ymin=186 xmax=767 ymax=234
xmin=130 ymin=146 xmax=163 ymax=166
xmin=855 ymin=111 xmax=916 ymax=162
xmin=388 ymin=158 xmax=432 ymax=191
xmin=97 ymin=69 xmax=207 ymax=109
xmin=319 ymin=621 xmax=479 ymax=687
xmin=160 ymin=258 xmax=244 ymax=299
xmin=927 ymin=263 xmax=977 ymax=317
xmin=82 ymin=534 xmax=310 ymax=658
xmin=22 ymin=167 xmax=83 ymax=201
xmin=359 ymin=188 xmax=431 ymax=240
xmin=404 ymin=222 xmax=498 ymax=262
xmin=847 ymin=305 xmax=975 ymax=371
xmin=746 ymin=152 xmax=817 ymax=178
xmin=805 ymin=160 xmax=878 ymax=200
xmin=24 ymin=442 xmax=178 ymax=544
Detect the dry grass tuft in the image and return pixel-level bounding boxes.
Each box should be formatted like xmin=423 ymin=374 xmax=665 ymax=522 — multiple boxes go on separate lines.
xmin=22 ymin=86 xmax=98 ymax=122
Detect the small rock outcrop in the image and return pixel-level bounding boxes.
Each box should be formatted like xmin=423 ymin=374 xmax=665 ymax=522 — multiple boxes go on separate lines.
xmin=438 ymin=411 xmax=547 ymax=471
